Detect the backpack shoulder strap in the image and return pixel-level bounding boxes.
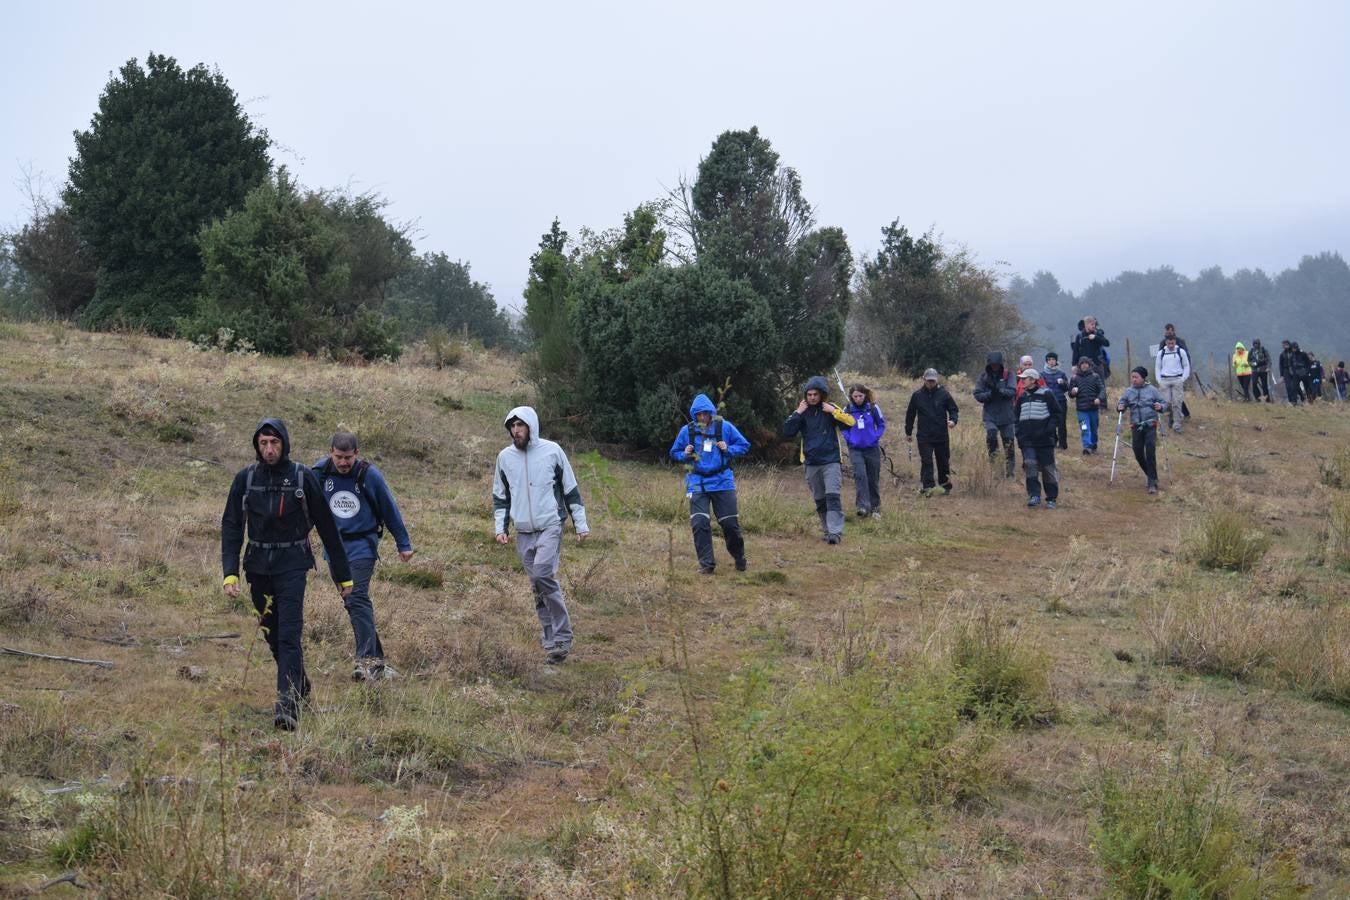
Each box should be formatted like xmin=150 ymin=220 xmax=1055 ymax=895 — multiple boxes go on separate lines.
xmin=242 ymin=463 xmax=257 ymax=513
xmin=293 ymin=461 xmax=311 ymax=534
xmin=356 ymin=460 xmax=384 ymax=530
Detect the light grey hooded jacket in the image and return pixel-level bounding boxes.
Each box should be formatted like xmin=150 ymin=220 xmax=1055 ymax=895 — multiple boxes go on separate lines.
xmin=493 ymin=406 xmax=589 ymax=536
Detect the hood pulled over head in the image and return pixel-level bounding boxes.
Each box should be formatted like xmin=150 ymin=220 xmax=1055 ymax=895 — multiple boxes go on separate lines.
xmin=985 ymin=351 xmax=1005 ymax=372
xmin=253 ymin=417 xmax=291 ymax=463
xmin=689 ymin=393 xmax=717 ymax=419
xmin=803 ymin=375 xmax=830 ymax=398
xmin=503 ymin=406 xmax=541 ymax=447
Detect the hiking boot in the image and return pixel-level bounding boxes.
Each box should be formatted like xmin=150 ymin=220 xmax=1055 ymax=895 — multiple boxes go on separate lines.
xmin=698 ymin=566 xmax=716 ymax=575
xmin=856 ymin=508 xmax=870 ymax=518
xmin=826 ymin=534 xmax=841 ymax=545
xmin=938 ymin=485 xmax=952 ymax=495
xmin=1147 ymin=483 xmax=1159 ymax=494
xmin=870 ymin=509 xmax=882 ymax=517
xmin=734 ymin=558 xmax=747 ymax=572
xmin=1027 ymin=496 xmax=1041 ymax=508
xmin=1172 ymin=423 xmax=1182 ymax=433
xmin=273 ymin=711 xmax=298 ymax=732
xmin=919 ymin=487 xmax=935 ymax=498
xmin=1045 ymin=500 xmax=1057 ymax=510
xmin=1082 ymin=448 xmax=1091 ymax=456
xmin=370 ymin=661 xmax=398 ymax=681
xmin=546 ymin=643 xmax=571 ymax=665
xmin=351 ymin=662 xmax=370 ymax=682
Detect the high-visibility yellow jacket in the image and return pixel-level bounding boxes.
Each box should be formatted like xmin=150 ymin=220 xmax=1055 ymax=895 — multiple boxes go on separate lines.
xmin=1233 ymin=342 xmax=1252 ymax=376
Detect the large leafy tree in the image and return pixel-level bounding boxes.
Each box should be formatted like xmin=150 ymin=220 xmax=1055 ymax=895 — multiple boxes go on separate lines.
xmin=186 ymin=169 xmax=410 ymax=360
xmin=65 ymin=53 xmax=270 ymax=332
xmin=10 ymin=204 xmax=97 ymax=317
xmin=524 ymin=129 xmax=853 ymax=447
xmin=523 ymin=220 xmax=584 ymax=416
xmin=849 ymin=222 xmax=1028 ymax=375
xmin=386 ymin=252 xmax=516 ymax=348
xmin=678 ymin=127 xmax=853 ymax=392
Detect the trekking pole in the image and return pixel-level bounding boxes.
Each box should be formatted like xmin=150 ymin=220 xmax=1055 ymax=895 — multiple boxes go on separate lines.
xmin=1108 ymin=410 xmax=1124 ymax=482
xmin=1158 ymin=420 xmax=1171 ymax=483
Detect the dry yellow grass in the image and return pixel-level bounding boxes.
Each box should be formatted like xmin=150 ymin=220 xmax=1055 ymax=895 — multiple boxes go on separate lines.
xmin=0 ymin=328 xmax=1346 ymax=896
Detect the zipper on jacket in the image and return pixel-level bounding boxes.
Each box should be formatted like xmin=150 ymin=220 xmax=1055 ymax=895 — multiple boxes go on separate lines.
xmin=522 ymin=443 xmax=535 ymax=531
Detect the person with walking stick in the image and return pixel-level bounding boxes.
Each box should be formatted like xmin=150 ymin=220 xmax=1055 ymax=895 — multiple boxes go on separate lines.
xmin=1117 ymin=367 xmax=1168 ymax=494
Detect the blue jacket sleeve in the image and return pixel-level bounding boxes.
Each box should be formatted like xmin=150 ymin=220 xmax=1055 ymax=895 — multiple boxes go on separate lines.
xmin=367 ymin=468 xmax=412 ymax=552
xmin=874 ymin=404 xmax=886 ymax=438
xmin=783 ymin=412 xmax=803 ymax=437
xmin=669 ymin=425 xmax=692 ymax=463
xmin=723 ymin=422 xmax=751 ymax=458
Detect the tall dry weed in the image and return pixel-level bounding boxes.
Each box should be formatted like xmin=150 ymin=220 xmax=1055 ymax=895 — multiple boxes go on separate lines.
xmin=1186 ymin=505 xmax=1269 ymax=571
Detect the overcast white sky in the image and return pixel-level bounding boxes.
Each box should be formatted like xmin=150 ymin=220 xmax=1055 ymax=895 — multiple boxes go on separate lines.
xmin=3 ymin=0 xmax=1347 ymax=309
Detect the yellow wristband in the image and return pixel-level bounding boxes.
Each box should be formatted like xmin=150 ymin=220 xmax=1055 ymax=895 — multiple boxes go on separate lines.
xmin=223 ymin=575 xmax=239 ymax=586
xmin=339 ymin=580 xmax=353 ymax=588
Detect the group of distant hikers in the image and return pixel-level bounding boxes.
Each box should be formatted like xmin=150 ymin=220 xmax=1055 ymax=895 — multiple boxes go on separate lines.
xmin=1237 ymin=338 xmax=1347 ymax=405
xmin=220 ymin=317 xmax=1346 ymax=731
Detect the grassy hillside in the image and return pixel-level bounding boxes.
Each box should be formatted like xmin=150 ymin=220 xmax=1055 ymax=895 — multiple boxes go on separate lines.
xmin=0 ymin=321 xmax=1346 ymax=897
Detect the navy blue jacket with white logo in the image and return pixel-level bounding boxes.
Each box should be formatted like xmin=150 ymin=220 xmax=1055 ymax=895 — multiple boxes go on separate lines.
xmin=312 ymin=458 xmax=412 ymax=563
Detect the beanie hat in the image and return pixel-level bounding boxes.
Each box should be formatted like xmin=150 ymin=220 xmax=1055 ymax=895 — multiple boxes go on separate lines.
xmin=1132 ymin=366 xmax=1148 ymax=379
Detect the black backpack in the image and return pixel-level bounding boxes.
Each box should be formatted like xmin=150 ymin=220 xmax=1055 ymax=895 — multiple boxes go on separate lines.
xmin=242 ymin=461 xmax=311 ymax=549
xmin=688 ymin=418 xmax=731 ymax=475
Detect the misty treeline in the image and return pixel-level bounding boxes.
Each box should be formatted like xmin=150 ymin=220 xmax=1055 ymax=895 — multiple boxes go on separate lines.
xmin=0 ymin=53 xmax=516 ymax=359
xmin=523 ymin=127 xmax=1027 ymax=448
xmin=1010 ymin=256 xmax=1350 ymax=372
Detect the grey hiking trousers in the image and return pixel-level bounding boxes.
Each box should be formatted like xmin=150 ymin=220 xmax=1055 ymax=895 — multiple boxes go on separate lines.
xmin=515 ymin=523 xmax=572 ymax=649
xmin=805 ymin=462 xmax=845 ymax=539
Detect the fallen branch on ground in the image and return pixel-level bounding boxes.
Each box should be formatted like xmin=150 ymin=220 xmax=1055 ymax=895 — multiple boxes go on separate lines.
xmin=37 ymin=871 xmax=88 ymax=892
xmin=1 ymin=647 xmax=115 ymax=668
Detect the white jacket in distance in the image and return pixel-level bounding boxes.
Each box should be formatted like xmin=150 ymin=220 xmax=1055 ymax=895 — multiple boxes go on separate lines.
xmin=1156 ymin=346 xmax=1191 ymax=381
xmin=493 ymin=406 xmax=589 ymax=535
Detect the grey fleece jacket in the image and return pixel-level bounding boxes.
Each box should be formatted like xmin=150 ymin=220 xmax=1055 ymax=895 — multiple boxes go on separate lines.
xmin=492 ymin=406 xmax=589 ymax=536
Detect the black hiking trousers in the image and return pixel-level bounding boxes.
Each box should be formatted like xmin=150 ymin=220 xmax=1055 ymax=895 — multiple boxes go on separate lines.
xmin=917 ymin=439 xmax=952 ymax=491
xmin=1131 ymin=423 xmax=1159 ymax=485
xmin=689 ymin=490 xmax=745 ymax=570
xmin=248 ymin=568 xmax=312 ymax=719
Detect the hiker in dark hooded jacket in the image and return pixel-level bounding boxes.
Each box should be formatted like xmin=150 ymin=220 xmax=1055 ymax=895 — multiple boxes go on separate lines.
xmin=670 ymin=393 xmax=750 ymax=574
xmin=973 ymin=352 xmax=1017 ymax=477
xmin=1279 ymin=340 xmax=1304 ymax=404
xmin=783 ymin=375 xmax=855 ymax=544
xmin=1248 ymin=339 xmax=1271 ymax=402
xmin=222 ymin=418 xmax=353 ymax=731
xmin=1014 ymin=369 xmax=1062 ymax=508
